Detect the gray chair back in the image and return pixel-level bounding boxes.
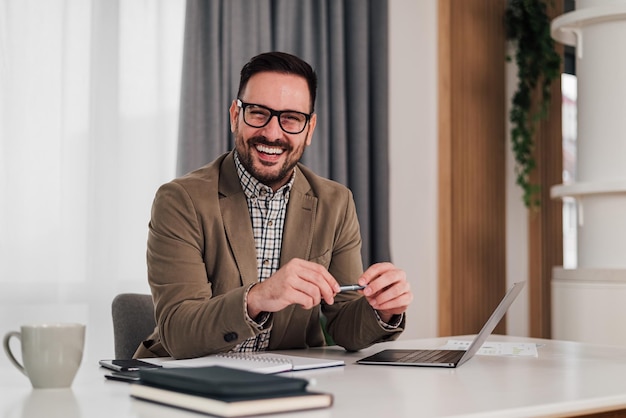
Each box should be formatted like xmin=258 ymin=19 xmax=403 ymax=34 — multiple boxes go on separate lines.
xmin=111 ymin=293 xmax=156 ymax=359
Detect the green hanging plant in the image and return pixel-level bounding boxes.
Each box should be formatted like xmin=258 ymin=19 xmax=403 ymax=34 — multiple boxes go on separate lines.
xmin=504 ymin=0 xmax=562 ymax=209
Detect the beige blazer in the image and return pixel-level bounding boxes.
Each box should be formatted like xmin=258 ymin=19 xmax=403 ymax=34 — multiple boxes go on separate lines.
xmin=134 ymin=151 xmax=404 ymax=359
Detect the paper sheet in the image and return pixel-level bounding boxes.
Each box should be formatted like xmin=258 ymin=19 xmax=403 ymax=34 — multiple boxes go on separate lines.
xmin=439 ymin=340 xmax=539 ymax=356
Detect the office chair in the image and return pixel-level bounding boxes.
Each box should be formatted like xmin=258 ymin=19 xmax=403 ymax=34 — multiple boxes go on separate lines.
xmin=111 ymin=293 xmax=156 ymax=359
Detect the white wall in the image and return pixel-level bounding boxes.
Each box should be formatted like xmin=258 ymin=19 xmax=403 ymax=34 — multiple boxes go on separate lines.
xmin=388 ymin=0 xmax=529 ymax=339
xmin=505 ymin=45 xmax=530 ymax=337
xmin=388 ymin=0 xmax=438 ymax=339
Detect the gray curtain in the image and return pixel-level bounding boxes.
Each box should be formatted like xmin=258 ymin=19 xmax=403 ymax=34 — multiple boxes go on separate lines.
xmin=177 ymin=0 xmax=389 ymax=266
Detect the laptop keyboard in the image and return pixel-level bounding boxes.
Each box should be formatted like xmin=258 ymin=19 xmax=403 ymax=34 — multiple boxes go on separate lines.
xmin=397 ymin=349 xmax=464 ymax=364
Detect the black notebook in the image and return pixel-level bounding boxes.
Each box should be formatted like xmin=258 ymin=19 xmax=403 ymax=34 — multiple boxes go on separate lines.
xmin=357 ymin=281 xmax=525 ymax=368
xmin=130 ymin=366 xmax=333 ymax=417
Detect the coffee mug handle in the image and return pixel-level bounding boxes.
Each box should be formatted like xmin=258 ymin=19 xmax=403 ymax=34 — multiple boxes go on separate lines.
xmin=3 ymin=331 xmax=26 ymax=375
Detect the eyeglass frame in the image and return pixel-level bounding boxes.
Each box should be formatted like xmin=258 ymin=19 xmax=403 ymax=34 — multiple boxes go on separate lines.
xmin=236 ymin=99 xmax=312 ymax=134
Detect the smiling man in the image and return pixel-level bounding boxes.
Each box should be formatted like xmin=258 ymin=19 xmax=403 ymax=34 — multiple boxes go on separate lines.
xmin=135 ymin=52 xmax=413 ymax=360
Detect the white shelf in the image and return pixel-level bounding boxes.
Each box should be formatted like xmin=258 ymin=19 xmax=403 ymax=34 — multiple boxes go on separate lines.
xmin=553 ymin=267 xmax=626 ymax=283
xmin=552 ymin=3 xmax=626 ymax=46
xmin=551 ymin=180 xmax=626 ymax=199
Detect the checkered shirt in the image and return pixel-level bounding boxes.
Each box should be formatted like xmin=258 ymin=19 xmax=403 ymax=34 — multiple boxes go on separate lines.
xmin=229 ymin=152 xmax=295 ymax=352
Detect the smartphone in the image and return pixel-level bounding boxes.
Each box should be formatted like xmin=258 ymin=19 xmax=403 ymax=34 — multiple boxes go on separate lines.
xmin=99 ymin=359 xmax=161 ymax=372
xmin=104 ymin=370 xmax=142 ymax=383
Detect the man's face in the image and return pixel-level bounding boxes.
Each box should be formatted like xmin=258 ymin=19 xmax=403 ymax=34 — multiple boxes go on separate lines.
xmin=229 ymin=72 xmax=317 ymax=191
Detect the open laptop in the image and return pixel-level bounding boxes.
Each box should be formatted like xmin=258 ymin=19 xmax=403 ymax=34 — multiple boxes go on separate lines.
xmin=357 ymin=281 xmax=526 ymax=368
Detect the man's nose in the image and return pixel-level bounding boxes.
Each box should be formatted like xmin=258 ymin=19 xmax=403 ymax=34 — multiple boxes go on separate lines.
xmin=262 ymin=114 xmax=284 ymax=137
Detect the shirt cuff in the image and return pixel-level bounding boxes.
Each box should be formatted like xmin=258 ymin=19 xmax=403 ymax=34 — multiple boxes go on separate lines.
xmin=374 ymin=310 xmax=404 ymax=330
xmin=243 ymin=283 xmax=271 ymax=330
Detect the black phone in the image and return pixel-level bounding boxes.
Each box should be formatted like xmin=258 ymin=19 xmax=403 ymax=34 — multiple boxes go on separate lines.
xmin=99 ymin=359 xmax=161 ymax=372
xmin=104 ymin=370 xmax=142 ymax=382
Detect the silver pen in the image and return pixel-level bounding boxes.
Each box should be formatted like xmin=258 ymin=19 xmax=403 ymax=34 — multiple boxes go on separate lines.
xmin=338 ymin=284 xmax=366 ymax=292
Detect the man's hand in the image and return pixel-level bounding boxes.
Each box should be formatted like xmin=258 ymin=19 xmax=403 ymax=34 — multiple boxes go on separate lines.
xmin=247 ymin=258 xmax=340 ymax=319
xmin=358 ymin=262 xmax=413 ymax=323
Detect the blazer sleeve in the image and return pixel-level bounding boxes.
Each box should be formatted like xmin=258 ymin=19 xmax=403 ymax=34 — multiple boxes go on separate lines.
xmin=320 ymin=189 xmax=405 ymax=351
xmin=146 ymin=180 xmax=266 ymax=359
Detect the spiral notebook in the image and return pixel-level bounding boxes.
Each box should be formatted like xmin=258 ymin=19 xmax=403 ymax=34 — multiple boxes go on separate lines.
xmin=141 ymin=352 xmax=345 ymax=374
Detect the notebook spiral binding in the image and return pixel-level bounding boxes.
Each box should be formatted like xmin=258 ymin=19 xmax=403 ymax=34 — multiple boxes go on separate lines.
xmin=214 ymin=353 xmax=294 ymax=366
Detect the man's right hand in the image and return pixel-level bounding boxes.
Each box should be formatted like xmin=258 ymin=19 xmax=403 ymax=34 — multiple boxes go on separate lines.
xmin=246 ymin=258 xmax=341 ymax=319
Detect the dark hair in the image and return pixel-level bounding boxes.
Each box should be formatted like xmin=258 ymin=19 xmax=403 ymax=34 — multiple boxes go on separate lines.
xmin=237 ymin=51 xmax=318 ymax=112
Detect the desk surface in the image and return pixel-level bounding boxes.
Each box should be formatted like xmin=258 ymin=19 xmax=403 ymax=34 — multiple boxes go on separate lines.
xmin=3 ymin=335 xmax=626 ymax=418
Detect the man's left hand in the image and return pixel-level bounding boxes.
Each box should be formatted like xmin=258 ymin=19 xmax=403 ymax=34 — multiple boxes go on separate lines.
xmin=357 ymin=262 xmax=413 ymax=323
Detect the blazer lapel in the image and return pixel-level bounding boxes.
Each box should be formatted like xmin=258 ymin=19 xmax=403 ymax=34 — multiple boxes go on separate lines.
xmin=281 ymin=168 xmax=317 ymax=264
xmin=271 ymin=169 xmax=317 ymax=347
xmin=219 ymin=152 xmax=258 ymax=287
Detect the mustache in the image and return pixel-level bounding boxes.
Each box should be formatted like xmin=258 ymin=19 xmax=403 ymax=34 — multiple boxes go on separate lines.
xmin=249 ymin=136 xmax=292 ymax=151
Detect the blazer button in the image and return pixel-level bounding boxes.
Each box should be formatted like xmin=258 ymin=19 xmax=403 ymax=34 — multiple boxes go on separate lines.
xmin=224 ymin=332 xmax=238 ymax=342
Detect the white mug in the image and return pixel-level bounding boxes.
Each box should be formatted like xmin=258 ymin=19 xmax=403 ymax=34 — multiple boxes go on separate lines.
xmin=3 ymin=323 xmax=85 ymax=388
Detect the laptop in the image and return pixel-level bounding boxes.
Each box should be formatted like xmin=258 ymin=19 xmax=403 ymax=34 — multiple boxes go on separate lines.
xmin=357 ymin=281 xmax=526 ymax=368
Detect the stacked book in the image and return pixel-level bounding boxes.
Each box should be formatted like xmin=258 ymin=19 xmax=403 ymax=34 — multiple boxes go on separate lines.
xmin=130 ymin=365 xmax=333 ymax=417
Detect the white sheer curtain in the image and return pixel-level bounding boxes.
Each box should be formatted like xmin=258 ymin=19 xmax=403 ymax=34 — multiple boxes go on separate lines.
xmin=0 ymin=0 xmax=185 ymax=367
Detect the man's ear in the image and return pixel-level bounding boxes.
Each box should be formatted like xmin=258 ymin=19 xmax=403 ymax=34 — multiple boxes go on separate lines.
xmin=229 ymin=100 xmax=239 ymax=132
xmin=305 ymin=113 xmax=317 ymax=146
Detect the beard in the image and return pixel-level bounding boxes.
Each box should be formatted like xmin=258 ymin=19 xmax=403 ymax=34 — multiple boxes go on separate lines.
xmin=234 ymin=132 xmax=306 ymax=189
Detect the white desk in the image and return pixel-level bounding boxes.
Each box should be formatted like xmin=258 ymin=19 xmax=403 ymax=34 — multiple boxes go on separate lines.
xmin=3 ymin=335 xmax=626 ymax=418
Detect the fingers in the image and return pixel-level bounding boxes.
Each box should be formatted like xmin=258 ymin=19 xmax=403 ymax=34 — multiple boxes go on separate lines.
xmin=249 ymin=259 xmax=413 ymax=320
xmin=358 ymin=262 xmax=413 ymax=317
xmin=357 ymin=262 xmax=401 ymax=297
xmin=285 ymin=273 xmax=327 ymax=308
xmin=285 ymin=259 xmax=339 ymax=306
xmin=248 ymin=259 xmax=340 ymax=314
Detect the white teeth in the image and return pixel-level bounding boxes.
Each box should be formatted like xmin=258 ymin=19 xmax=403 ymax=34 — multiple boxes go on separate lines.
xmin=256 ymin=144 xmax=283 ymax=155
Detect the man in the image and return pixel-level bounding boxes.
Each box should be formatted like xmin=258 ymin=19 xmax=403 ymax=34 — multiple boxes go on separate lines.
xmin=135 ymin=51 xmax=413 ymax=359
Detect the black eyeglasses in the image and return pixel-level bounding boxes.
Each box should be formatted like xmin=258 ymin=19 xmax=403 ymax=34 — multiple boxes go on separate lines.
xmin=237 ymin=99 xmax=311 ymax=134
